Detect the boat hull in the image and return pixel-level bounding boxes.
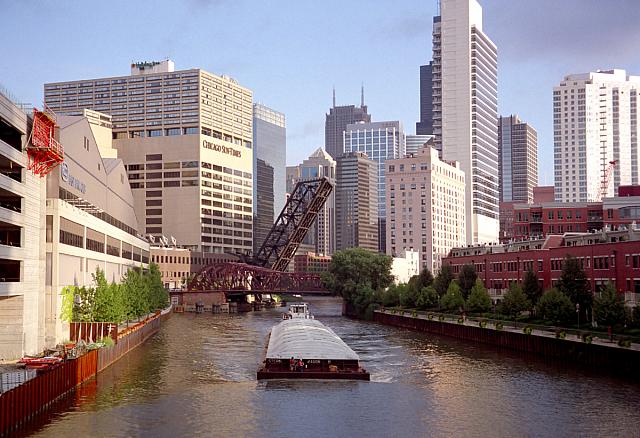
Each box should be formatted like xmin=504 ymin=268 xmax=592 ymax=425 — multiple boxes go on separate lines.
xmin=257 ymin=369 xmax=370 ymax=381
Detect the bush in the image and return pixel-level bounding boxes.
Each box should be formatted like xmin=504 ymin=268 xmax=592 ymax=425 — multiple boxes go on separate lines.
xmin=495 ymin=321 xmax=504 ymax=330
xmin=581 ymin=332 xmax=593 ymax=344
xmin=97 ymin=336 xmax=115 ymax=347
xmin=479 ymin=320 xmax=487 ymax=328
xmin=440 ymin=281 xmax=465 ymax=312
xmin=618 ymin=337 xmax=632 ymax=348
xmin=416 ymin=286 xmax=439 ymax=309
xmin=382 ymin=285 xmax=401 ymax=307
xmin=438 ymin=315 xmax=445 ymax=322
xmin=457 ymin=317 xmax=464 ymax=324
xmin=523 ymin=326 xmax=533 ymax=335
xmin=555 ymin=330 xmax=567 ymax=339
xmin=466 ymin=279 xmax=492 ymax=313
xmin=536 ymin=288 xmax=574 ymax=325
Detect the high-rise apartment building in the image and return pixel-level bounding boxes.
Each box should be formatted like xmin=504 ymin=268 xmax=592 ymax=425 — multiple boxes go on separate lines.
xmin=293 ymin=148 xmax=336 ymax=255
xmin=344 ymin=120 xmax=406 ymax=252
xmin=498 ymin=115 xmax=537 ymax=203
xmin=335 ymin=152 xmax=378 ymax=252
xmin=253 ymin=103 xmax=286 ymax=216
xmin=324 ymin=89 xmax=371 ymax=159
xmin=44 ymin=61 xmax=254 ymax=255
xmin=432 ymin=0 xmax=499 ymax=244
xmin=553 ymin=69 xmax=640 ymax=202
xmin=416 ymin=62 xmax=434 ymax=135
xmin=253 ymin=159 xmax=274 ymax=255
xmin=385 ymin=144 xmax=466 ymax=272
xmin=406 ymin=134 xmax=434 ymax=156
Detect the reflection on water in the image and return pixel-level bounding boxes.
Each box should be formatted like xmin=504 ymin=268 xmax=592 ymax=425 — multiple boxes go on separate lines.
xmin=27 ymin=297 xmax=640 ymax=438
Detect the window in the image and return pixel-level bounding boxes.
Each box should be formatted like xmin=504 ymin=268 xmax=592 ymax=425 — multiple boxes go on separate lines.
xmin=148 ymin=129 xmax=162 ymax=137
xmin=146 ymin=154 xmax=163 ymax=161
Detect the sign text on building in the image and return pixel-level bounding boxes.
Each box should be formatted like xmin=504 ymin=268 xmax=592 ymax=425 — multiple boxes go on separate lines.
xmin=202 ymin=139 xmax=242 ymax=158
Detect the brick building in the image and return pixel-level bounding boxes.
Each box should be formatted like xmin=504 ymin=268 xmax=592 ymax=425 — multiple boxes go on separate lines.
xmin=293 ymin=253 xmax=331 ymax=274
xmin=443 ymin=228 xmax=640 ymax=305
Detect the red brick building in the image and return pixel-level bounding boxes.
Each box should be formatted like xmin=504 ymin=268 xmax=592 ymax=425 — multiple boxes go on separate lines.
xmin=293 ymin=252 xmax=331 ymax=274
xmin=443 ymin=229 xmax=640 ymax=305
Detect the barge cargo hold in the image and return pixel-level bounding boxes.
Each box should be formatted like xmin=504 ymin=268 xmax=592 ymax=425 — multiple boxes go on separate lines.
xmin=257 ymin=304 xmax=370 ymax=381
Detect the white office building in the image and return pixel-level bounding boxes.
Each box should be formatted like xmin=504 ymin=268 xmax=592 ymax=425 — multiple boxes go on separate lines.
xmin=432 ymin=0 xmax=499 ymax=244
xmin=554 ymin=69 xmax=640 ymax=202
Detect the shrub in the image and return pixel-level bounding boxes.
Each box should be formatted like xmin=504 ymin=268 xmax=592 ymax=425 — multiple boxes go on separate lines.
xmin=618 ymin=337 xmax=632 ymax=348
xmin=440 ymin=281 xmax=465 ymax=312
xmin=438 ymin=315 xmax=445 ymax=322
xmin=427 ymin=313 xmax=434 ymax=320
xmin=555 ymin=330 xmax=567 ymax=339
xmin=457 ymin=317 xmax=464 ymax=324
xmin=495 ymin=321 xmax=504 ymax=330
xmin=479 ymin=320 xmax=487 ymax=328
xmin=416 ymin=286 xmax=439 ymax=309
xmin=536 ymin=288 xmax=574 ymax=325
xmin=97 ymin=336 xmax=115 ymax=347
xmin=581 ymin=332 xmax=593 ymax=344
xmin=411 ymin=310 xmax=418 ymax=318
xmin=523 ymin=326 xmax=533 ymax=335
xmin=466 ymin=279 xmax=492 ymax=313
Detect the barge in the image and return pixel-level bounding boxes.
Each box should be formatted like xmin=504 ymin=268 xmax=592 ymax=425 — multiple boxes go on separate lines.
xmin=257 ymin=303 xmax=370 ymax=380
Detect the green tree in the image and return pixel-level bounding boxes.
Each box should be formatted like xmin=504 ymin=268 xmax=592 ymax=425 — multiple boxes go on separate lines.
xmin=381 ymin=284 xmax=401 ymax=307
xmin=74 ymin=285 xmax=96 ymax=322
xmin=499 ymin=283 xmax=530 ymax=320
xmin=593 ymin=282 xmax=626 ymax=327
xmin=122 ymin=268 xmax=148 ymax=319
xmin=146 ymin=263 xmax=168 ymax=310
xmin=457 ymin=264 xmax=478 ymax=300
xmin=536 ymin=288 xmax=574 ymax=325
xmin=522 ymin=269 xmax=543 ymax=310
xmin=440 ymin=281 xmax=465 ymax=312
xmin=399 ymin=283 xmax=418 ymax=308
xmin=632 ymin=305 xmax=640 ymax=328
xmin=408 ymin=267 xmax=434 ymax=293
xmin=433 ymin=264 xmax=455 ymax=297
xmin=60 ymin=286 xmax=75 ymax=322
xmin=466 ymin=279 xmax=492 ymax=313
xmin=93 ymin=268 xmax=125 ymax=322
xmin=416 ymin=286 xmax=439 ymax=310
xmin=557 ymin=255 xmax=592 ymax=320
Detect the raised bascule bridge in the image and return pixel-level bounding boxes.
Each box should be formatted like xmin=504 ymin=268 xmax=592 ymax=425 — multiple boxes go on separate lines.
xmin=184 ymin=177 xmax=334 ymax=307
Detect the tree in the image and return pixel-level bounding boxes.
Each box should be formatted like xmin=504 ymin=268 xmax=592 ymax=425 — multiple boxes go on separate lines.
xmin=536 ymin=288 xmax=574 ymax=325
xmin=409 ymin=267 xmax=435 ymax=294
xmin=122 ymin=268 xmax=147 ymax=320
xmin=93 ymin=269 xmax=126 ymax=323
xmin=522 ymin=269 xmax=543 ymax=309
xmin=457 ymin=264 xmax=478 ymax=300
xmin=440 ymin=281 xmax=465 ymax=312
xmin=466 ymin=279 xmax=492 ymax=313
xmin=499 ymin=283 xmax=530 ymax=320
xmin=593 ymin=282 xmax=626 ymax=327
xmin=434 ymin=264 xmax=455 ymax=297
xmin=416 ymin=286 xmax=439 ymax=310
xmin=557 ymin=255 xmax=592 ymax=321
xmin=398 ymin=283 xmax=418 ymax=308
xmin=146 ymin=263 xmax=168 ymax=310
xmin=382 ymin=284 xmax=401 ymax=307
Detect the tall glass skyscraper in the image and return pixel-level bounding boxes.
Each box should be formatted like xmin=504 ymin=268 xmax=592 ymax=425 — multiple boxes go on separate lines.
xmin=343 ymin=121 xmax=406 ymax=252
xmin=253 ymin=104 xmax=286 ymax=217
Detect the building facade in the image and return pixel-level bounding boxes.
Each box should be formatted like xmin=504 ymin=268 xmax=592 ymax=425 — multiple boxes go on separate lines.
xmin=324 ymin=89 xmax=371 ymax=160
xmin=253 ymin=159 xmax=274 ymax=255
xmin=335 ymin=152 xmax=378 ymax=252
xmin=391 ymin=249 xmax=420 ymax=284
xmin=444 ymin=229 xmax=640 ymax=306
xmin=44 ymin=61 xmax=254 ymax=255
xmin=554 ymin=69 xmax=640 ymax=202
xmin=293 ymin=252 xmax=331 ymax=274
xmin=498 ymin=115 xmax=537 ymax=203
xmin=386 ymin=144 xmax=466 ymax=272
xmin=0 ymin=91 xmax=46 ymax=359
xmin=344 ymin=120 xmax=406 ymax=252
xmin=45 ymin=110 xmax=150 ymax=346
xmin=433 ymin=0 xmax=499 ymax=244
xmin=406 ymin=134 xmax=434 ymax=156
xmin=416 ymin=62 xmax=434 ymax=135
xmin=253 ymin=103 xmax=286 ymax=217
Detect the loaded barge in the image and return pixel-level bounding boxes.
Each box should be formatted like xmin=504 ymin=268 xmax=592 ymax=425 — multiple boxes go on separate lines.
xmin=257 ymin=303 xmax=370 ymax=380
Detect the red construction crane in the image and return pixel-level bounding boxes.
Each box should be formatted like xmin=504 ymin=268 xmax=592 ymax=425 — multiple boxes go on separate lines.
xmin=597 ymin=160 xmax=617 ymax=201
xmin=25 ymin=104 xmax=64 ymax=177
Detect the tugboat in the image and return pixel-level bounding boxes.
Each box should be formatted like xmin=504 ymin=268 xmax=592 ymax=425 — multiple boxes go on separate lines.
xmin=257 ymin=303 xmax=370 ymax=380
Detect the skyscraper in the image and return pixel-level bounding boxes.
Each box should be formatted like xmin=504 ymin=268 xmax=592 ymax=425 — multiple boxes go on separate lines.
xmin=416 ymin=62 xmax=434 ymax=135
xmin=385 ymin=143 xmax=466 ymax=272
xmin=253 ymin=103 xmax=286 ymax=216
xmin=406 ymin=134 xmax=434 ymax=156
xmin=343 ymin=121 xmax=406 ymax=252
xmin=44 ymin=61 xmax=254 ymax=255
xmin=432 ymin=0 xmax=499 ymax=244
xmin=553 ymin=69 xmax=640 ymax=202
xmin=253 ymin=159 xmax=274 ymax=255
xmin=498 ymin=115 xmax=538 ymax=203
xmin=324 ymin=88 xmax=371 ymax=159
xmin=335 ymin=152 xmax=378 ymax=252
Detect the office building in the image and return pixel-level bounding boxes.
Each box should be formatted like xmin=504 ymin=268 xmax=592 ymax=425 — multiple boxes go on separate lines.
xmin=44 ymin=60 xmax=254 ymax=255
xmin=416 ymin=62 xmax=434 ymax=135
xmin=498 ymin=115 xmax=537 ymax=203
xmin=391 ymin=249 xmax=420 ymax=284
xmin=253 ymin=159 xmax=274 ymax=254
xmin=344 ymin=120 xmax=406 ymax=252
xmin=324 ymin=88 xmax=371 ymax=159
xmin=292 ymin=148 xmax=336 ymax=255
xmin=553 ymin=69 xmax=640 ymax=202
xmin=293 ymin=252 xmax=331 ymax=274
xmin=406 ymin=134 xmax=434 ymax=156
xmin=0 ymin=90 xmax=46 ymax=359
xmin=432 ymin=0 xmax=499 ymax=244
xmin=46 ymin=109 xmax=150 ymax=346
xmin=386 ymin=144 xmax=465 ymax=272
xmin=253 ymin=103 xmax=286 ymax=216
xmin=335 ymin=152 xmax=378 ymax=252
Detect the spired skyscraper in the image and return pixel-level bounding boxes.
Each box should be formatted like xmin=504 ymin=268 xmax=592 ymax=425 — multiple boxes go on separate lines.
xmin=325 ymin=87 xmax=371 ymax=159
xmin=430 ymin=0 xmax=499 ymax=244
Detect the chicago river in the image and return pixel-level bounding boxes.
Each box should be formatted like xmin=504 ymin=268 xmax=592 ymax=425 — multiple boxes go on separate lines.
xmin=27 ymin=298 xmax=640 ymax=437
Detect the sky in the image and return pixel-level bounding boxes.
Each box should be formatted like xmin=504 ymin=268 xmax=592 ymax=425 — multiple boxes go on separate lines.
xmin=1 ymin=0 xmax=639 ymax=185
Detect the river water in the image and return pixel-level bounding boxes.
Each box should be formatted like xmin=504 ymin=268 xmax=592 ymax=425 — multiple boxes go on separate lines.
xmin=26 ymin=297 xmax=640 ymax=438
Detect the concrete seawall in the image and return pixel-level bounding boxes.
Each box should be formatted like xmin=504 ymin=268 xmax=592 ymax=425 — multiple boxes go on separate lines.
xmin=374 ymin=310 xmax=640 ymax=376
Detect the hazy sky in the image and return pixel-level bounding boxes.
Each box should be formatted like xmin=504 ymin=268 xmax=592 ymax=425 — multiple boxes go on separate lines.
xmin=2 ymin=0 xmax=639 ymax=184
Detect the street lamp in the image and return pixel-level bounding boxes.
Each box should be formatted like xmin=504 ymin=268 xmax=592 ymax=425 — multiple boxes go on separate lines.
xmin=576 ymin=303 xmax=580 ymax=329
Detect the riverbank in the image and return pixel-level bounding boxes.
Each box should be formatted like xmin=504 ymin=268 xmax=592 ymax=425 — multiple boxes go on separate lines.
xmin=374 ymin=309 xmax=640 ymax=378
xmin=0 ymin=307 xmax=171 ymax=437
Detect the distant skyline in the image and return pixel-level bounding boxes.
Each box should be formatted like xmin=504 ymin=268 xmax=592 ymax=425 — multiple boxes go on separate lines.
xmin=2 ymin=0 xmax=639 ymax=185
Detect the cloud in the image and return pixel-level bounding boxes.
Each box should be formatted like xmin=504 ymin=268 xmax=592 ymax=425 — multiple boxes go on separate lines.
xmin=288 ymin=119 xmax=324 ymax=142
xmin=382 ymin=14 xmax=433 ymax=40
